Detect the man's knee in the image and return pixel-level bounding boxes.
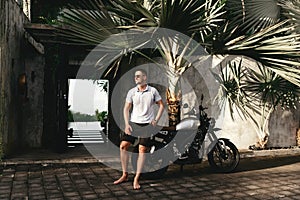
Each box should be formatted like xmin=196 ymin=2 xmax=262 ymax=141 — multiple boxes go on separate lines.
xmin=139 ymin=145 xmax=148 ymax=153
xmin=120 ymin=141 xmax=131 ymax=150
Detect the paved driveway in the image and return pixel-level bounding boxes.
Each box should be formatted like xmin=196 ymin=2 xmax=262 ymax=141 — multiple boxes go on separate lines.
xmin=1 ymin=154 xmax=300 ymax=199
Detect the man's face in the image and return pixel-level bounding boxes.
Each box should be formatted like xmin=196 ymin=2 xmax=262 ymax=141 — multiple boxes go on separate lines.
xmin=134 ymin=71 xmax=146 ymax=85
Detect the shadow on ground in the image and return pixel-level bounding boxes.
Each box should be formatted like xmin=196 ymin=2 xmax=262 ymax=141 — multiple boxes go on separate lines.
xmin=235 ymin=155 xmax=300 ymax=172
xmin=151 ymin=155 xmax=300 ymax=180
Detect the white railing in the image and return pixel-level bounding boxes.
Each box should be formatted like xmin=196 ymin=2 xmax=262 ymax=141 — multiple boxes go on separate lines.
xmin=67 ymin=122 xmax=105 ymax=145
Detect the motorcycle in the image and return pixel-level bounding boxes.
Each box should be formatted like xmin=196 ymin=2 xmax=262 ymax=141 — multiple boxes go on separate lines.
xmin=131 ymin=95 xmax=240 ymax=178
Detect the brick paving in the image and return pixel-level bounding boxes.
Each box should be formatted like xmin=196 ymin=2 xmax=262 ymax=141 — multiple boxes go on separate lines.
xmin=1 ymin=150 xmax=300 ymax=199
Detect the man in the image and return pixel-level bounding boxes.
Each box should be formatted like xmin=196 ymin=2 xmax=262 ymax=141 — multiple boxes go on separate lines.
xmin=114 ymin=69 xmax=164 ymax=190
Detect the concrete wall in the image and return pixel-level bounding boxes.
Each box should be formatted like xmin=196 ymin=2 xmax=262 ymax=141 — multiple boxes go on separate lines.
xmin=218 ymin=104 xmax=299 ymax=149
xmin=22 ymin=48 xmax=44 ymax=148
xmin=0 ymin=0 xmax=44 ymax=157
xmin=269 ymin=109 xmax=299 ymax=147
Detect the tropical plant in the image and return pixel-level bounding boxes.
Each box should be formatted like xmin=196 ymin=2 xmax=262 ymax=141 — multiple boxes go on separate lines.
xmin=214 ymin=59 xmax=300 ymax=148
xmin=92 ymin=79 xmax=109 ymax=93
xmin=70 ymin=111 xmax=98 ymax=122
xmin=95 ymin=109 xmax=108 ymax=124
xmin=67 ymin=106 xmax=74 ymax=122
xmin=280 ymin=0 xmax=300 ymax=33
xmin=58 ymin=0 xmax=226 ymax=125
xmin=57 ymin=0 xmax=300 ymax=147
xmin=30 ymin=0 xmax=84 ymax=24
xmin=211 ymin=0 xmax=300 ymax=148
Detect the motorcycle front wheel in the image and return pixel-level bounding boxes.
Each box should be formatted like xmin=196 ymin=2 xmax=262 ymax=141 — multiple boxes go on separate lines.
xmin=207 ymin=139 xmax=240 ymax=173
xmin=131 ymin=146 xmax=169 ymax=179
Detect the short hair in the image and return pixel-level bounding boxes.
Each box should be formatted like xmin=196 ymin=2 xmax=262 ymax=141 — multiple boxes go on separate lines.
xmin=135 ymin=69 xmax=147 ymax=76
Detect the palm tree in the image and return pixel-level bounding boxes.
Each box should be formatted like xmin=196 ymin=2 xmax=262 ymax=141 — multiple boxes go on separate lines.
xmin=57 ymin=0 xmax=300 ymax=146
xmin=59 ymin=0 xmax=225 ymax=125
xmin=211 ymin=0 xmax=300 ymax=148
xmin=214 ymin=59 xmax=300 ymax=148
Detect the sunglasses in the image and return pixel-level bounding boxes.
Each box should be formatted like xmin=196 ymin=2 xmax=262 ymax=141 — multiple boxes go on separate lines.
xmin=135 ymin=74 xmax=144 ymax=78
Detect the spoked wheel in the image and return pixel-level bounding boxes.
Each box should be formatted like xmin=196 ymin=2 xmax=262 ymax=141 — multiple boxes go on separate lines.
xmin=207 ymin=139 xmax=240 ymax=173
xmin=131 ymin=145 xmax=169 ymax=179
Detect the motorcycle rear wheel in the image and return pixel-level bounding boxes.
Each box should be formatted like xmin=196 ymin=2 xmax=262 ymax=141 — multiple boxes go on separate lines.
xmin=207 ymin=139 xmax=240 ymax=173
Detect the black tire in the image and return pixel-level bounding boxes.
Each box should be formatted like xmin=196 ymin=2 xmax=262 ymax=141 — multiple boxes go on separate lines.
xmin=207 ymin=139 xmax=240 ymax=173
xmin=131 ymin=146 xmax=169 ymax=179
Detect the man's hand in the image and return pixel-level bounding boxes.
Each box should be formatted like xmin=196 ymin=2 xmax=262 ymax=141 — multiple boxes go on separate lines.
xmin=150 ymin=119 xmax=157 ymax=126
xmin=125 ymin=124 xmax=132 ymax=135
xmin=123 ymin=102 xmax=132 ymax=134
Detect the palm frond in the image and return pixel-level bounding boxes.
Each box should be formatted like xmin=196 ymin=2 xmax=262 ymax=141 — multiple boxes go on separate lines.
xmin=189 ymin=0 xmax=226 ymax=43
xmin=279 ymin=0 xmax=300 ymax=33
xmin=58 ymin=0 xmax=120 ymax=45
xmin=213 ymin=59 xmax=253 ymax=120
xmin=156 ymin=35 xmax=195 ymax=74
xmin=245 ymin=63 xmax=300 ymax=109
xmin=223 ymin=20 xmax=300 ymax=86
xmin=225 ymin=0 xmax=280 ymax=35
xmin=159 ymin=0 xmax=225 ymax=42
xmin=215 ymin=58 xmax=300 ymax=122
xmin=107 ymin=0 xmax=158 ymax=27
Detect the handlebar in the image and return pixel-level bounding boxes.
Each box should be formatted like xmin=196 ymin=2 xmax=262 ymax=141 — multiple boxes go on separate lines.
xmin=199 ymin=105 xmax=208 ymax=110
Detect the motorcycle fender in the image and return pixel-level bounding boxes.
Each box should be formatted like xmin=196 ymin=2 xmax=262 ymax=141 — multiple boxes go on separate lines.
xmin=218 ymin=138 xmax=230 ymax=142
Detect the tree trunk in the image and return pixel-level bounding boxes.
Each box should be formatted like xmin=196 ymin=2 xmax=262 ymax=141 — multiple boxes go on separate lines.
xmin=251 ymin=106 xmax=273 ymax=149
xmin=167 ymin=89 xmax=181 ymax=126
xmin=166 ymin=74 xmax=181 ymax=126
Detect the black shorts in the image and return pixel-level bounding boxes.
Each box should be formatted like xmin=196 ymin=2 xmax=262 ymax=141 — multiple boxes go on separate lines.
xmin=121 ymin=122 xmax=158 ymax=147
xmin=121 ymin=134 xmax=151 ymax=147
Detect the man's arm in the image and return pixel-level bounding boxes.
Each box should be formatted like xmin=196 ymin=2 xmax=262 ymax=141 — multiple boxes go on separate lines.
xmin=123 ymin=102 xmax=132 ymax=134
xmin=151 ymin=99 xmax=164 ymax=126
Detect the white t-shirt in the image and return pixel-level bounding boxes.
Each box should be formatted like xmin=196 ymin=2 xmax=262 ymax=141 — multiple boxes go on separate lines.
xmin=126 ymin=85 xmax=162 ymax=123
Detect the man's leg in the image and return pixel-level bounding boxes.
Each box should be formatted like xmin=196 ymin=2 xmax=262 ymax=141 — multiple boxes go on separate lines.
xmin=133 ymin=144 xmax=147 ymax=189
xmin=114 ymin=140 xmax=131 ymax=184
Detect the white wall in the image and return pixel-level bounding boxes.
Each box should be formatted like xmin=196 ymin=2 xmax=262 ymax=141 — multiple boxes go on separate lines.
xmin=179 ymin=56 xmax=299 ymax=149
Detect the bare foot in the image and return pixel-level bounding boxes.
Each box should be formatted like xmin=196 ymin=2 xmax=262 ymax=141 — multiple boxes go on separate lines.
xmin=133 ymin=178 xmax=141 ymax=190
xmin=113 ymin=174 xmax=128 ymax=185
